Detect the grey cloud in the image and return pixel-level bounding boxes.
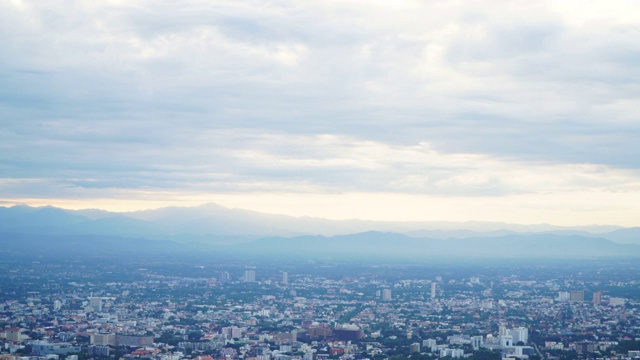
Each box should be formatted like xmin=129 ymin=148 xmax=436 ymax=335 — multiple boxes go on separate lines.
xmin=2 ymin=1 xmax=640 ymax=203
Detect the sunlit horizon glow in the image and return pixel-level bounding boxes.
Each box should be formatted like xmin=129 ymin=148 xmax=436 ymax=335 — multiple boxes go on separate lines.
xmin=4 ymin=187 xmax=640 ymax=227
xmin=2 ymin=1 xmax=640 ymax=227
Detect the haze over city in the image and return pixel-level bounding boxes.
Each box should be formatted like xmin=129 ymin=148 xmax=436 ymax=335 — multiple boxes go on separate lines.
xmin=2 ymin=1 xmax=640 ymax=226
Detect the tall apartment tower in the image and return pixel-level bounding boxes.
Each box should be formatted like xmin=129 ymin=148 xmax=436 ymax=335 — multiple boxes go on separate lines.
xmin=499 ymin=324 xmax=508 ymax=338
xmin=471 ymin=336 xmax=483 ymax=350
xmin=218 ymin=271 xmax=230 ymax=283
xmin=282 ymin=271 xmax=288 ymax=285
xmin=244 ymin=270 xmax=256 ymax=282
xmin=431 ymin=282 xmax=437 ymax=298
xmin=592 ymin=291 xmax=602 ymax=305
xmin=382 ymin=288 xmax=392 ymax=301
xmin=89 ymin=297 xmax=103 ymax=312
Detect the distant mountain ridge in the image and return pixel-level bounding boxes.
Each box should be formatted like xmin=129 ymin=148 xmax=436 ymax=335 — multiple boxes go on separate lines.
xmin=1 ymin=229 xmax=638 ymax=261
xmin=238 ymin=231 xmax=640 ymax=259
xmin=0 ymin=204 xmax=639 ymax=259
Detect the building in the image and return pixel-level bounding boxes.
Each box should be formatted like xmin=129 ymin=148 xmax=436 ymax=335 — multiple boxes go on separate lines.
xmin=218 ymin=271 xmax=230 ymax=283
xmin=440 ymin=349 xmax=464 ymax=358
xmin=576 ymin=342 xmax=595 ymax=354
xmin=305 ymin=325 xmax=332 ymax=340
xmin=499 ymin=324 xmax=508 ymax=338
xmin=91 ymin=333 xmax=116 ymax=346
xmin=5 ymin=328 xmax=21 ymax=342
xmin=570 ymin=290 xmax=585 ymax=303
xmin=411 ymin=343 xmax=421 ymax=353
xmin=472 ymin=336 xmax=484 ymax=350
xmin=31 ymin=341 xmax=82 ymax=356
xmin=609 ymin=297 xmax=626 ymax=306
xmin=53 ymin=300 xmax=62 ymax=311
xmin=508 ymin=327 xmax=528 ymax=345
xmin=423 ymin=339 xmax=437 ymax=351
xmin=431 ymin=282 xmax=437 ymax=299
xmin=222 ymin=326 xmax=243 ymax=339
xmin=89 ymin=297 xmax=103 ymax=312
xmin=275 ymin=331 xmax=297 ymax=344
xmin=593 ymin=291 xmax=602 ymax=305
xmin=88 ymin=346 xmax=110 ymax=357
xmin=501 ymin=335 xmax=513 ymax=347
xmin=558 ymin=291 xmax=570 ymax=302
xmin=244 ymin=270 xmax=256 ymax=282
xmin=515 ymin=346 xmax=536 ymax=356
xmin=382 ymin=289 xmax=392 ymax=301
xmin=116 ymin=334 xmax=155 ymax=347
xmin=282 ymin=271 xmax=288 ymax=285
xmin=333 ymin=325 xmax=363 ymax=342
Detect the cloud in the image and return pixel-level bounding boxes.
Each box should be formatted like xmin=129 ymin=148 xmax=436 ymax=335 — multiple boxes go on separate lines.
xmin=2 ymin=0 xmax=640 ymax=223
xmin=2 ymin=130 xmax=639 ymax=197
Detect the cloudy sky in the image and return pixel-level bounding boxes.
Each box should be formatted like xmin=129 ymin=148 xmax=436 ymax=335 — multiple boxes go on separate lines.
xmin=2 ymin=0 xmax=640 ymax=226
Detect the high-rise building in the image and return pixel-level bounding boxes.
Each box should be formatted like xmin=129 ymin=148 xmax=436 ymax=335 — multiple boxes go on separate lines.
xmin=423 ymin=339 xmax=437 ymax=351
xmin=244 ymin=270 xmax=256 ymax=282
xmin=282 ymin=271 xmax=288 ymax=285
xmin=382 ymin=288 xmax=392 ymax=301
xmin=89 ymin=297 xmax=103 ymax=312
xmin=91 ymin=333 xmax=116 ymax=346
xmin=218 ymin=271 xmax=230 ymax=283
xmin=592 ymin=291 xmax=602 ymax=305
xmin=570 ymin=290 xmax=585 ymax=303
xmin=472 ymin=336 xmax=483 ymax=350
xmin=222 ymin=326 xmax=243 ymax=339
xmin=53 ymin=300 xmax=62 ymax=311
xmin=508 ymin=327 xmax=528 ymax=344
xmin=558 ymin=291 xmax=570 ymax=302
xmin=431 ymin=282 xmax=437 ymax=298
xmin=499 ymin=324 xmax=508 ymax=338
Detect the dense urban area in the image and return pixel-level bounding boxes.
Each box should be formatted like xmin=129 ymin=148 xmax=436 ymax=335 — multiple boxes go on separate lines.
xmin=2 ymin=256 xmax=640 ymax=360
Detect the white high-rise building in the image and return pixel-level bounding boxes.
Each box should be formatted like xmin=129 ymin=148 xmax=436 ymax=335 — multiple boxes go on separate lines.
xmin=53 ymin=300 xmax=62 ymax=311
xmin=222 ymin=326 xmax=243 ymax=339
xmin=423 ymin=338 xmax=437 ymax=351
xmin=472 ymin=336 xmax=484 ymax=350
xmin=382 ymin=288 xmax=392 ymax=301
xmin=557 ymin=291 xmax=570 ymax=302
xmin=431 ymin=282 xmax=437 ymax=298
xmin=508 ymin=327 xmax=528 ymax=344
xmin=282 ymin=271 xmax=288 ymax=285
xmin=499 ymin=324 xmax=508 ymax=338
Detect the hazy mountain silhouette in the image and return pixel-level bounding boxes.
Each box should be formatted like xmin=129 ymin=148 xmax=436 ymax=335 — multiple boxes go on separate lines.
xmin=0 ymin=204 xmax=638 ymax=257
xmin=238 ymin=231 xmax=640 ymax=259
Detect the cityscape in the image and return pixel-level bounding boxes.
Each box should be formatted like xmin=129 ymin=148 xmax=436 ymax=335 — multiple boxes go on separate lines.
xmin=1 ymin=254 xmax=640 ymax=360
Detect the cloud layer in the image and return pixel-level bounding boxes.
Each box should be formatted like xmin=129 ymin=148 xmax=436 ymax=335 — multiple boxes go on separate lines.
xmin=2 ymin=0 xmax=640 ymax=225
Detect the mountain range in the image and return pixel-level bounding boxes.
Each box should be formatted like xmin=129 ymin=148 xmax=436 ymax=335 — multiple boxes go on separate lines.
xmin=1 ymin=203 xmax=639 ymax=260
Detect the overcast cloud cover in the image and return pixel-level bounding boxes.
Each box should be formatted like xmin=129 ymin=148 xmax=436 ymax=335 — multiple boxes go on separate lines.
xmin=2 ymin=0 xmax=640 ymax=225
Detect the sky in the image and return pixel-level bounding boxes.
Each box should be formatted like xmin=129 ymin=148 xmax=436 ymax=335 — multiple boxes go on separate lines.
xmin=2 ymin=0 xmax=640 ymax=226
